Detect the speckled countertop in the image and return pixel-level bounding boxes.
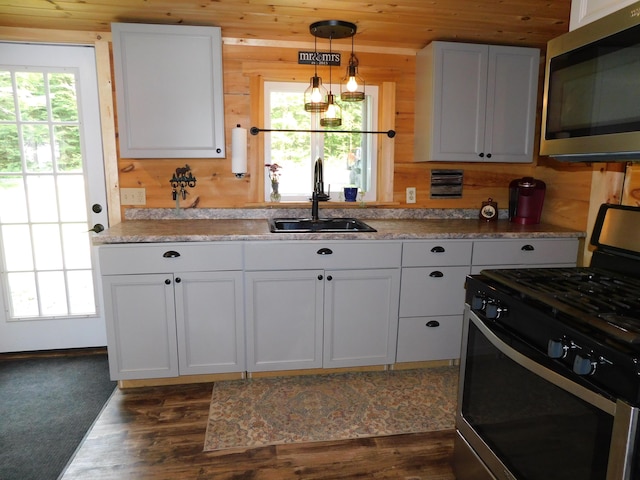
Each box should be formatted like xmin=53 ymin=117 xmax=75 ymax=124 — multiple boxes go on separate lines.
xmin=92 ymin=208 xmax=585 ymax=244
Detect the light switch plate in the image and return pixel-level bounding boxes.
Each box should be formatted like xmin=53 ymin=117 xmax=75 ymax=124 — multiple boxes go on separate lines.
xmin=120 ymin=188 xmax=146 ymax=205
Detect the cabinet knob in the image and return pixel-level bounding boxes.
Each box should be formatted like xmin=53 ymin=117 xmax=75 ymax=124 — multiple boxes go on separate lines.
xmin=327 ymin=275 xmax=333 ymax=281
xmin=175 ymin=277 xmax=181 ymax=283
xmin=521 ymin=244 xmax=535 ymax=251
xmin=317 ymin=248 xmax=333 ymax=255
xmin=426 ymin=320 xmax=440 ymax=328
xmin=164 ymin=279 xmax=171 ymax=285
xmin=429 ymin=271 xmax=444 ymax=278
xmin=478 ymin=152 xmax=484 ymax=158
xmin=163 ymin=250 xmax=181 ymax=258
xmin=318 ymin=274 xmax=323 ymax=280
xmin=430 ymin=246 xmax=445 ymax=253
xmin=486 ymin=153 xmax=492 ymax=158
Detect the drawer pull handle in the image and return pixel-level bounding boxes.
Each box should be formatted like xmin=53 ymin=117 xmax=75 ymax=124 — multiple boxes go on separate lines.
xmin=317 ymin=248 xmax=333 ymax=255
xmin=430 ymin=246 xmax=445 ymax=253
xmin=429 ymin=271 xmax=444 ymax=278
xmin=163 ymin=250 xmax=181 ymax=258
xmin=521 ymin=244 xmax=535 ymax=251
xmin=426 ymin=320 xmax=440 ymax=328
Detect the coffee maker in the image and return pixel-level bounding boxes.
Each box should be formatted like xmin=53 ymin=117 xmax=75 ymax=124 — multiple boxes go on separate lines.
xmin=509 ymin=177 xmax=546 ymax=224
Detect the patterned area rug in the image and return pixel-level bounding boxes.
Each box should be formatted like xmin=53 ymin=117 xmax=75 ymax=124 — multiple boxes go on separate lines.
xmin=204 ymin=366 xmax=458 ymax=452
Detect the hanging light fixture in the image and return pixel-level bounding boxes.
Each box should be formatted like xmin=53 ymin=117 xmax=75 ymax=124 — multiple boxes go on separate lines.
xmin=320 ymin=33 xmax=342 ymax=127
xmin=341 ymin=35 xmax=365 ymax=102
xmin=307 ymin=20 xmax=357 ymax=118
xmin=304 ymin=35 xmax=328 ymax=112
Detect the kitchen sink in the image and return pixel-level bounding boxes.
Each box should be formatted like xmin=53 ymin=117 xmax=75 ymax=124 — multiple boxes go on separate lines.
xmin=268 ymin=217 xmax=377 ymax=233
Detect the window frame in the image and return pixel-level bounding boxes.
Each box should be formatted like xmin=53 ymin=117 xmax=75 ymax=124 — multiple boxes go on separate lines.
xmin=263 ymin=80 xmax=379 ymax=202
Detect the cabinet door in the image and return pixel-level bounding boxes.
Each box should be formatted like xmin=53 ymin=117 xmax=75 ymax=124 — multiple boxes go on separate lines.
xmin=483 ymin=45 xmax=539 ymax=163
xmin=570 ymin=0 xmax=637 ymax=30
xmin=174 ymin=271 xmax=244 ymax=375
xmin=245 ymin=270 xmax=324 ymax=372
xmin=111 ymin=23 xmax=225 ymax=158
xmin=102 ymin=274 xmax=178 ymax=380
xmin=430 ymin=42 xmax=488 ymax=162
xmin=415 ymin=41 xmax=539 ymax=163
xmin=323 ymin=268 xmax=400 ymax=368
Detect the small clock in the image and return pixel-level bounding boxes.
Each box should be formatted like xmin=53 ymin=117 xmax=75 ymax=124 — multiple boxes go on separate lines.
xmin=480 ymin=198 xmax=498 ymax=221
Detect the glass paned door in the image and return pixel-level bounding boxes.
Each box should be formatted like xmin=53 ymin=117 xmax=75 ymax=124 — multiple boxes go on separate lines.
xmin=0 ymin=43 xmax=108 ymax=352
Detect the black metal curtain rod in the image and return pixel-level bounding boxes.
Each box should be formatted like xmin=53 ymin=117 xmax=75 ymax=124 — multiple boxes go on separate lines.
xmin=249 ymin=126 xmax=396 ymax=138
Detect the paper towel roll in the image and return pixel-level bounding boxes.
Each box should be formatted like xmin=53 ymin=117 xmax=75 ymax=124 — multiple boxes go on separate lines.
xmin=231 ymin=125 xmax=247 ymax=176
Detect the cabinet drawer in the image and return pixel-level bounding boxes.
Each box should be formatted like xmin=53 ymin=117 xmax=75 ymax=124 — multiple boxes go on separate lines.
xmin=396 ymin=315 xmax=463 ymax=362
xmin=99 ymin=243 xmax=243 ymax=275
xmin=402 ymin=240 xmax=473 ymax=267
xmin=400 ymin=266 xmax=469 ymax=317
xmin=244 ymin=241 xmax=401 ymax=270
xmin=472 ymin=239 xmax=578 ymax=266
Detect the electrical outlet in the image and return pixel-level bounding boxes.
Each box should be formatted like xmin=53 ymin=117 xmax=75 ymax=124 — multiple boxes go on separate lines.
xmin=120 ymin=188 xmax=146 ymax=205
xmin=406 ymin=187 xmax=416 ymax=204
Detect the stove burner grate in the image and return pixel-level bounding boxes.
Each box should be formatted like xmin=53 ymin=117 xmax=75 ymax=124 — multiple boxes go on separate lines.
xmin=480 ymin=267 xmax=640 ymax=344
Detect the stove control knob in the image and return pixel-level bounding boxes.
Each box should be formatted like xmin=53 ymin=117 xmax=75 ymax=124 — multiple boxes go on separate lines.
xmin=485 ymin=301 xmax=507 ymax=319
xmin=573 ymin=354 xmax=596 ymax=376
xmin=471 ymin=295 xmax=486 ymax=311
xmin=548 ymin=339 xmax=566 ymax=359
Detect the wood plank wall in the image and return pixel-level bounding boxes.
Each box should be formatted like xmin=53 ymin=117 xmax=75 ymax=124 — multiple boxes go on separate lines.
xmin=115 ymin=41 xmax=596 ymax=229
xmin=0 ymin=27 xmax=603 ymax=236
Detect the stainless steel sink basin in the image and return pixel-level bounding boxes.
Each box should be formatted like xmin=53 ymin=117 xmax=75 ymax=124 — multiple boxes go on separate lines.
xmin=269 ymin=217 xmax=377 ymax=233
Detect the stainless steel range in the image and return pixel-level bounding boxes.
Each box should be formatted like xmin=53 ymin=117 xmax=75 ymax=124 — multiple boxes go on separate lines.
xmin=454 ymin=203 xmax=640 ymax=480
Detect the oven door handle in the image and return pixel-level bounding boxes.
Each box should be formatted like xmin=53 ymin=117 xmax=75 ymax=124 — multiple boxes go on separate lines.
xmin=466 ymin=308 xmax=616 ymax=415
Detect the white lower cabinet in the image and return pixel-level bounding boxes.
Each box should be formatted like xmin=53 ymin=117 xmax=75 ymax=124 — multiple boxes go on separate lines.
xmin=397 ymin=241 xmax=472 ymax=363
xmin=396 ymin=237 xmax=580 ymax=363
xmin=100 ymin=236 xmax=580 ymax=380
xmin=102 ymin=273 xmax=179 ymax=379
xmin=244 ymin=241 xmax=401 ymax=372
xmin=245 ymin=269 xmax=324 ymax=371
xmin=100 ymin=243 xmax=244 ymax=380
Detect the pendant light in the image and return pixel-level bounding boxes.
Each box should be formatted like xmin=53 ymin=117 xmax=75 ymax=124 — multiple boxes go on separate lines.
xmin=304 ymin=35 xmax=328 ymax=112
xmin=320 ymin=33 xmax=342 ymax=127
xmin=341 ymin=35 xmax=365 ymax=102
xmin=307 ymin=20 xmax=357 ymax=116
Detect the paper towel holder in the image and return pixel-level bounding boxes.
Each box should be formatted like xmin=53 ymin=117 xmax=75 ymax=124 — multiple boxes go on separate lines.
xmin=232 ymin=124 xmax=248 ymax=178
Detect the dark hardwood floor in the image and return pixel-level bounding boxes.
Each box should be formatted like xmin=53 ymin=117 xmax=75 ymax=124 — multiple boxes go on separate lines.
xmin=60 ymin=382 xmax=456 ymax=479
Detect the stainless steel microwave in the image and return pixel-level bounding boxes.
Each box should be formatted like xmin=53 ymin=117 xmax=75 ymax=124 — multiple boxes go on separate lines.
xmin=540 ymin=1 xmax=640 ymax=162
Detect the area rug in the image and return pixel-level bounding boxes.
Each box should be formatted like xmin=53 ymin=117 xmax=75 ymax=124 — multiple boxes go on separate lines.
xmin=0 ymin=351 xmax=116 ymax=480
xmin=204 ymin=366 xmax=458 ymax=452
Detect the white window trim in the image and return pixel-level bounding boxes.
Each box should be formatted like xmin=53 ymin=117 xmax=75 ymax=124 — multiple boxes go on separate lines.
xmin=263 ymin=81 xmax=378 ymax=202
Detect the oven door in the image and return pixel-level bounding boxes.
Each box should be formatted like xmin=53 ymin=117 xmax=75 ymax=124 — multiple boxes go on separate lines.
xmin=454 ymin=305 xmax=638 ymax=480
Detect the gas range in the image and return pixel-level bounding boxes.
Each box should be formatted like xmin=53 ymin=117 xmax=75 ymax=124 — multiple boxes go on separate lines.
xmin=465 ymin=204 xmax=640 ymax=407
xmin=456 ymin=203 xmax=640 ymax=480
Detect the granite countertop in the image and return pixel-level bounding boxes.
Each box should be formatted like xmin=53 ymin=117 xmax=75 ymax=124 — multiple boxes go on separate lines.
xmin=93 ymin=208 xmax=585 ymax=244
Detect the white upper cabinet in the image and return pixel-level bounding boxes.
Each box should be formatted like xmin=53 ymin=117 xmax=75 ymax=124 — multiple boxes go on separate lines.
xmin=570 ymin=0 xmax=638 ymax=30
xmin=111 ymin=23 xmax=226 ymax=158
xmin=414 ymin=41 xmax=540 ymax=163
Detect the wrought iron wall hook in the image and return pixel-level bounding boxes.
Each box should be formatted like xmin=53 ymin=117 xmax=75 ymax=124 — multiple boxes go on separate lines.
xmin=170 ymin=164 xmax=197 ymax=204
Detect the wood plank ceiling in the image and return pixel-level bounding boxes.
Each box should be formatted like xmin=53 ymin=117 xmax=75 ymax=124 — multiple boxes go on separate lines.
xmin=1 ymin=0 xmax=572 ymax=52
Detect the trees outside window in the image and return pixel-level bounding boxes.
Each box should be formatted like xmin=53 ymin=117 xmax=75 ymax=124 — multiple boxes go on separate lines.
xmin=264 ymin=81 xmax=378 ymax=202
